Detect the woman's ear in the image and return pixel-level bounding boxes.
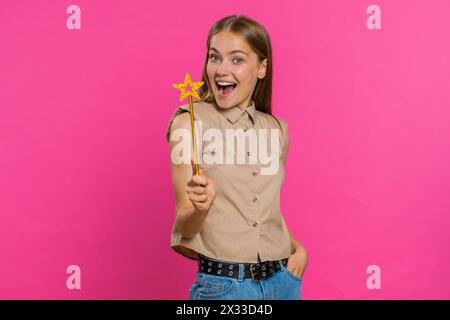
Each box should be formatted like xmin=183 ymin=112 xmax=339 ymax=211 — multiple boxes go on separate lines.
xmin=257 ymin=58 xmax=268 ymax=79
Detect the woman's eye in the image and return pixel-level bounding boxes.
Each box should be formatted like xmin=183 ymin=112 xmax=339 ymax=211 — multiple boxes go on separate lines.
xmin=233 ymin=57 xmax=243 ymax=64
xmin=209 ymin=54 xmax=219 ymax=62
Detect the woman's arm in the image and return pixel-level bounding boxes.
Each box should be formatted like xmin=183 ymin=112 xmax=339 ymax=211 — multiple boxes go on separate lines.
xmin=168 ymin=112 xmax=216 ymax=239
xmin=288 ymin=228 xmax=304 ymax=254
xmin=287 ymin=228 xmax=309 ymax=277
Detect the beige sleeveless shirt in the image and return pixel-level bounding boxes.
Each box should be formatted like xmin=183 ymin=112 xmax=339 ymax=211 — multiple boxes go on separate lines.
xmin=165 ymin=100 xmax=292 ymax=263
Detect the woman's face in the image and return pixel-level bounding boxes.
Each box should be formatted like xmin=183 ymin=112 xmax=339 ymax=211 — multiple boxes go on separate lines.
xmin=207 ymin=30 xmax=267 ymax=110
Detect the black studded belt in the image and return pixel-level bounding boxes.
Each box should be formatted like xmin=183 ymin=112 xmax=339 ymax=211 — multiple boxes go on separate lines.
xmin=198 ymin=254 xmax=289 ymax=282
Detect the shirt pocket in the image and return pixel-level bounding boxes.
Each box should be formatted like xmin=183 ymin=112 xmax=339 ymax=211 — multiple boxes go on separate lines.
xmin=200 ymin=149 xmax=222 ymax=172
xmin=257 ymin=148 xmax=283 ymax=176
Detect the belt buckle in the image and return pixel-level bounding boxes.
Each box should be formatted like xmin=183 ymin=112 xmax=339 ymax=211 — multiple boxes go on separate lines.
xmin=249 ymin=263 xmax=259 ymax=282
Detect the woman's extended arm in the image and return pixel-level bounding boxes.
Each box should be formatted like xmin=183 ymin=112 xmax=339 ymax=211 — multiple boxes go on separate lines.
xmin=168 ymin=112 xmax=216 ymax=239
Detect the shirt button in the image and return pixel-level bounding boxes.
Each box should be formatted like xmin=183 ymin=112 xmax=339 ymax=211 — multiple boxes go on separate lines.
xmin=253 ymin=222 xmax=258 ymax=227
xmin=247 ymin=151 xmax=251 ymax=156
xmin=252 ymin=171 xmax=257 ymax=176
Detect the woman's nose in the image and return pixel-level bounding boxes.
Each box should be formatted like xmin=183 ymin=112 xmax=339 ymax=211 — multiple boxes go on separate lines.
xmin=216 ymin=61 xmax=231 ymax=75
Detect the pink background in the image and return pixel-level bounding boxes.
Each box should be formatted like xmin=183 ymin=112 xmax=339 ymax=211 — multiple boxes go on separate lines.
xmin=1 ymin=0 xmax=449 ymax=299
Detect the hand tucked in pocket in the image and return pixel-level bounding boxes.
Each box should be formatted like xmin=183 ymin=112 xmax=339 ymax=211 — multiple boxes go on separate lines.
xmin=286 ymin=245 xmax=308 ymax=278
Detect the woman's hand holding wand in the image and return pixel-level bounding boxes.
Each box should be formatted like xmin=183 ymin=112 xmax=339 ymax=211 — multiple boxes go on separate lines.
xmin=186 ymin=160 xmax=216 ymax=215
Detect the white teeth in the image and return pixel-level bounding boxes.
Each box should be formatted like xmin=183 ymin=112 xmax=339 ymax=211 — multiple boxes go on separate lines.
xmin=217 ymin=81 xmax=235 ymax=86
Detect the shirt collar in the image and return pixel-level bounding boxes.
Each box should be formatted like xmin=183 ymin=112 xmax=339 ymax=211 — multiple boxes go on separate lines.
xmin=215 ymin=100 xmax=257 ymax=124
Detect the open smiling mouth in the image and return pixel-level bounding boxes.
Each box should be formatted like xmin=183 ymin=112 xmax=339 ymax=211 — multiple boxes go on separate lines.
xmin=216 ymin=81 xmax=237 ymax=97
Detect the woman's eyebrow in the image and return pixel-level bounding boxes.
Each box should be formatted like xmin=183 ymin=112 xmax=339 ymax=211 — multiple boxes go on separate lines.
xmin=209 ymin=47 xmax=248 ymax=56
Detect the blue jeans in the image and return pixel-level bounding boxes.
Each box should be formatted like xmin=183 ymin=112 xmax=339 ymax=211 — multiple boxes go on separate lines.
xmin=189 ymin=259 xmax=302 ymax=300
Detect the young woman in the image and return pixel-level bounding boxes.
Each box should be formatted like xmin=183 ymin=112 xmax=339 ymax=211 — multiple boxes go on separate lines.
xmin=165 ymin=15 xmax=308 ymax=300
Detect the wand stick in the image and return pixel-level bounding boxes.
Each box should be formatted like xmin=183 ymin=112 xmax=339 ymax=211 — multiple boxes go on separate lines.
xmin=188 ymin=95 xmax=199 ymax=175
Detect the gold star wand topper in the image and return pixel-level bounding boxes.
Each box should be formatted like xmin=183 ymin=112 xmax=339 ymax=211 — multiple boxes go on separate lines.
xmin=172 ymin=73 xmax=204 ymax=175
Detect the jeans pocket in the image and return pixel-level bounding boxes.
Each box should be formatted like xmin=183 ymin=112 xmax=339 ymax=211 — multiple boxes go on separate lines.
xmin=189 ymin=274 xmax=203 ymax=300
xmin=284 ymin=269 xmax=303 ymax=282
xmin=196 ymin=273 xmax=237 ymax=299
